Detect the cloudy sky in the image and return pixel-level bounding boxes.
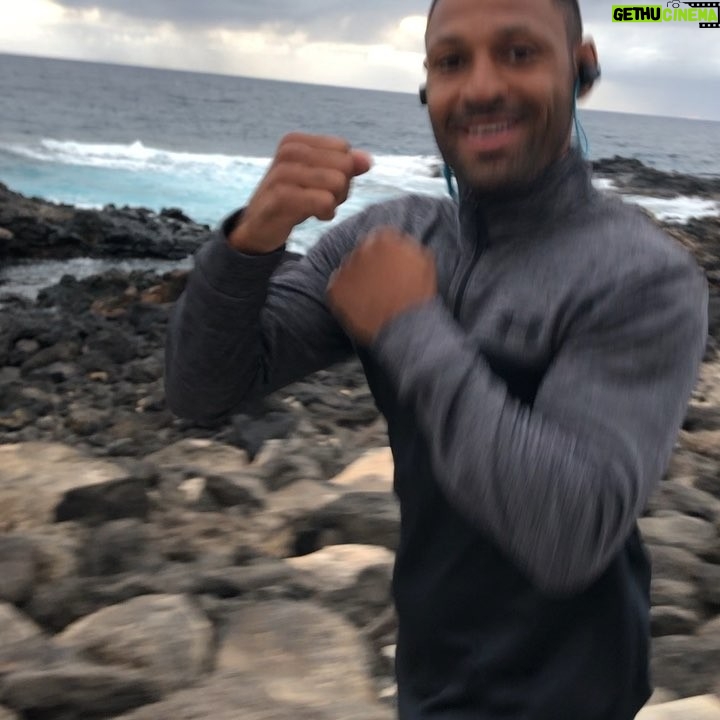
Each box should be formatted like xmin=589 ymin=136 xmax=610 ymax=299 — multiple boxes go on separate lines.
xmin=1 ymin=0 xmax=719 ymax=120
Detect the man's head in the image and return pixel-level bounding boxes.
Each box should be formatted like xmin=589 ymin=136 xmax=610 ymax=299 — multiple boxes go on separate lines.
xmin=424 ymin=0 xmax=598 ymax=195
xmin=428 ymin=0 xmax=583 ymax=43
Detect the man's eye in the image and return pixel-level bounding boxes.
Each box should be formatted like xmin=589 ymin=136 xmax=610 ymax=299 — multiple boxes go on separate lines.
xmin=508 ymin=46 xmax=536 ymax=63
xmin=434 ymin=55 xmax=463 ymax=72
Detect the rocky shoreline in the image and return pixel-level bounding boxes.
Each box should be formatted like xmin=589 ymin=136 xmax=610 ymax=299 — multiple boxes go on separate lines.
xmin=1 ymin=156 xmax=719 ymax=265
xmin=0 ymin=183 xmax=208 ymax=262
xmin=0 ymin=161 xmax=719 ymax=718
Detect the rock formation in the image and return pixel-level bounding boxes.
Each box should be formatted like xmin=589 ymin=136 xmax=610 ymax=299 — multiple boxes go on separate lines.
xmin=0 ymin=162 xmax=719 ymax=717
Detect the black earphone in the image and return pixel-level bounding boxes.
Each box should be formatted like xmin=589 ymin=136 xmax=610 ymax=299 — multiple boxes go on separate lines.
xmin=577 ymin=61 xmax=601 ymax=90
xmin=419 ymin=62 xmax=600 ymax=105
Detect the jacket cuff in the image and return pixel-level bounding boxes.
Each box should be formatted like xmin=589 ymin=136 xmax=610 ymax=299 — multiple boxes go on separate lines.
xmin=221 ymin=208 xmax=245 ymax=237
xmin=194 ymin=231 xmax=286 ymax=299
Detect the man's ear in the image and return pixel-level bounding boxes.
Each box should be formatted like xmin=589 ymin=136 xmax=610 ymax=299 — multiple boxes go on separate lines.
xmin=421 ymin=58 xmax=429 ymax=105
xmin=575 ymin=39 xmax=600 ymax=99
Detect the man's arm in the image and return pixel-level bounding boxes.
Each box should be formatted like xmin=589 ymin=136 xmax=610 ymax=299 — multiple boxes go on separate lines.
xmin=165 ymin=227 xmax=357 ymax=423
xmin=165 ymin=133 xmax=371 ymax=423
xmin=370 ymin=256 xmax=708 ymax=596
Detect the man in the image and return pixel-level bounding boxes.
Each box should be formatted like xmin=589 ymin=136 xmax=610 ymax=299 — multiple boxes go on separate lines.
xmin=165 ymin=0 xmax=708 ymax=717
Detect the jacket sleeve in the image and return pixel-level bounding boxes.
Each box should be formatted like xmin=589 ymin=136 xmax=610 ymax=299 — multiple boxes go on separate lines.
xmin=371 ymin=254 xmax=708 ymax=595
xmin=164 ymin=222 xmax=356 ymax=424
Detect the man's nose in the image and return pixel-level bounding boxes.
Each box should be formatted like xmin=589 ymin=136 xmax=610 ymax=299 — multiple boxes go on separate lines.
xmin=460 ymin=55 xmax=506 ymax=106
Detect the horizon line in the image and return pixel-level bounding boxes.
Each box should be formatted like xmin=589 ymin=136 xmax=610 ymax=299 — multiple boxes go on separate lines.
xmin=1 ymin=49 xmax=718 ymax=124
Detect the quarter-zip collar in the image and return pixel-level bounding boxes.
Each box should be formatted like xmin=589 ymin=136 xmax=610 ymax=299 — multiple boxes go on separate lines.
xmin=456 ymin=148 xmax=595 ymax=246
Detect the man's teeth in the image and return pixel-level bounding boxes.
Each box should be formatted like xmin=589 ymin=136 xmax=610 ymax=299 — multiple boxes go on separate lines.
xmin=467 ymin=122 xmax=513 ymax=136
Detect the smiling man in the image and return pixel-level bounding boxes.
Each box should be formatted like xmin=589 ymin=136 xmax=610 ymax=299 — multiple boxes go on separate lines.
xmin=424 ymin=0 xmax=596 ymax=194
xmin=165 ymin=0 xmax=708 ymax=718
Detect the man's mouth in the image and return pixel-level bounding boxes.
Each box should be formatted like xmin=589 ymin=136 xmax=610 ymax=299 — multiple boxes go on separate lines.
xmin=453 ymin=117 xmax=522 ymax=154
xmin=463 ymin=119 xmax=518 ymax=136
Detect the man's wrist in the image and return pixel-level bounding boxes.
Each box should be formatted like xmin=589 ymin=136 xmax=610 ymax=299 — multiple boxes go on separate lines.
xmin=227 ymin=219 xmax=264 ymax=255
xmin=224 ymin=213 xmax=287 ymax=256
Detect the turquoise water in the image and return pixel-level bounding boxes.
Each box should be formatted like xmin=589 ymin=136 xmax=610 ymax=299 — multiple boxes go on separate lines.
xmin=0 ymin=53 xmax=718 ymax=298
xmin=2 ymin=53 xmax=719 ymax=236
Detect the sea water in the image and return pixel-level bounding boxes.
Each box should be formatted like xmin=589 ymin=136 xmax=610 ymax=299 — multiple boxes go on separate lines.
xmin=1 ymin=53 xmax=719 ymax=296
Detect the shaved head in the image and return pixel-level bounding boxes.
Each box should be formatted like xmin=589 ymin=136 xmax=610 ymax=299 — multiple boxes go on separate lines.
xmin=427 ymin=0 xmax=583 ymax=43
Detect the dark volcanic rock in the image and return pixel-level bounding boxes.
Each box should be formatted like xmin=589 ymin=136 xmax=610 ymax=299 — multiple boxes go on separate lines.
xmin=79 ymin=520 xmax=162 ymax=576
xmin=698 ymin=563 xmax=720 ymax=607
xmin=231 ymin=410 xmax=298 ymax=461
xmin=593 ymin=156 xmax=720 ymax=198
xmin=651 ymin=633 xmax=720 ymax=698
xmin=651 ymin=606 xmax=702 ymax=637
xmin=0 ymin=536 xmax=37 ymax=604
xmin=0 ymin=167 xmax=719 ymax=715
xmin=204 ymin=474 xmax=266 ymax=511
xmin=0 ymin=663 xmax=162 ymax=718
xmin=36 ymin=270 xmax=186 ymax=316
xmin=0 ymin=182 xmax=209 ymax=261
xmin=54 ymin=477 xmax=150 ymax=524
xmin=292 ymin=493 xmax=400 ymax=556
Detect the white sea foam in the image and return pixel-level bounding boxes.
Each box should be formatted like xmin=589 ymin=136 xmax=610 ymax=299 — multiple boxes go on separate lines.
xmin=620 ymin=194 xmax=719 ymax=223
xmin=5 ymin=139 xmax=443 ymax=185
xmin=592 ymin=178 xmax=617 ymax=192
xmin=11 ymin=138 xmax=715 ymax=224
xmin=369 ymin=154 xmax=442 ymax=180
xmin=2 ymin=139 xmax=448 ymax=228
xmin=7 ymin=138 xmax=271 ymax=174
xmin=594 ymin=177 xmax=718 ymax=223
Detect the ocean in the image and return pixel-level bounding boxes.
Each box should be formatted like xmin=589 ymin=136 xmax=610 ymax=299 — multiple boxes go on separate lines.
xmin=1 ymin=52 xmax=719 ymax=296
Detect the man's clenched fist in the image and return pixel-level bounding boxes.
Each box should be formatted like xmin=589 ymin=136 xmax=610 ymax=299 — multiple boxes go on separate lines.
xmin=326 ymin=227 xmax=437 ymax=346
xmin=229 ymin=133 xmax=372 ymax=254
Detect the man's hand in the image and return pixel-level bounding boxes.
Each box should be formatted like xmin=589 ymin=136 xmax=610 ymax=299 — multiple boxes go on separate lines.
xmin=326 ymin=227 xmax=437 ymax=345
xmin=228 ymin=133 xmax=372 ymax=254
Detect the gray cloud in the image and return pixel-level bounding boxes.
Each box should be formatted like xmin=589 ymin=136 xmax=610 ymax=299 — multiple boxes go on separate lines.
xmin=51 ymin=0 xmax=714 ymax=58
xmin=52 ymin=0 xmax=610 ymax=35
xmin=8 ymin=0 xmax=718 ymax=119
xmin=54 ymin=0 xmax=429 ymax=43
xmin=578 ymin=0 xmax=615 ymax=25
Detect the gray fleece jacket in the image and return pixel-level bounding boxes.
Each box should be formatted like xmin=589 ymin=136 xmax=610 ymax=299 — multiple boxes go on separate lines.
xmin=165 ymin=150 xmax=707 ymax=720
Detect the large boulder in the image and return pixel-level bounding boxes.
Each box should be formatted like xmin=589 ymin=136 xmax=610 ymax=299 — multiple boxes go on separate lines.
xmin=636 ymin=694 xmax=720 ymax=719
xmin=288 ymin=545 xmax=394 ymax=627
xmin=0 ymin=663 xmax=161 ymax=717
xmin=216 ymin=600 xmax=378 ymax=712
xmin=115 ymin=673 xmax=392 ymax=720
xmin=0 ymin=443 xmax=145 ymax=529
xmin=56 ymin=594 xmax=213 ymax=693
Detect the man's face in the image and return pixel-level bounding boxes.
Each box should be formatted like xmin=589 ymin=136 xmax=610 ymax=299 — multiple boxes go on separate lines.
xmin=425 ymin=0 xmax=579 ymax=194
